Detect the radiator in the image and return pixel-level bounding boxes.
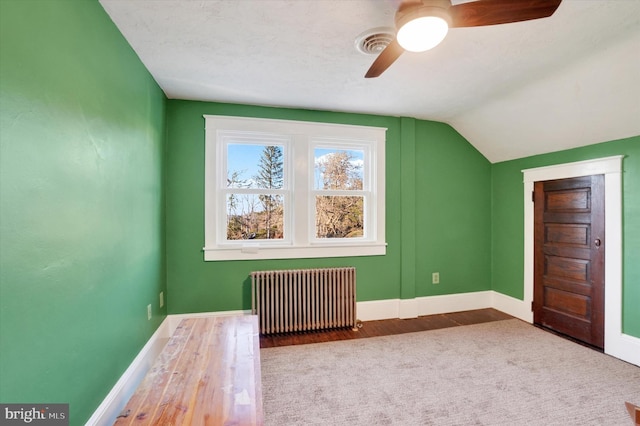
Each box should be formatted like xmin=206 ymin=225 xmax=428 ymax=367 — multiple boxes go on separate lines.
xmin=251 ymin=267 xmax=357 ymax=334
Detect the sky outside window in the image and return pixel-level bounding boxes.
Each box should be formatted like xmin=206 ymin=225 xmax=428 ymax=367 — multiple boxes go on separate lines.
xmin=314 ymin=148 xmax=364 ymax=190
xmin=227 ymin=143 xmax=284 ymax=188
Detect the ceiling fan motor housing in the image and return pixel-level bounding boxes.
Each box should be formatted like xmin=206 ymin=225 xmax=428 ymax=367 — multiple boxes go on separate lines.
xmin=395 ymin=0 xmax=453 ymax=30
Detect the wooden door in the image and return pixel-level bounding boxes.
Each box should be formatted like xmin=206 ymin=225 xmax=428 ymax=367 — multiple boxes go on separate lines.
xmin=533 ymin=175 xmax=605 ymax=348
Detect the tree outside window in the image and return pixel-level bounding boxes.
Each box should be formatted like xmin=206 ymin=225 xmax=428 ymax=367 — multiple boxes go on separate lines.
xmin=314 ymin=149 xmax=364 ymax=239
xmin=225 ymin=144 xmax=284 ymax=241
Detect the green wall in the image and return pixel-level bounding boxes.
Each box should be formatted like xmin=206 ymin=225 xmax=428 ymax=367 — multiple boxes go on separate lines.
xmin=415 ymin=121 xmax=492 ymax=295
xmin=165 ymin=101 xmax=492 ymax=314
xmin=0 ymin=1 xmax=167 ymax=424
xmin=491 ymin=136 xmax=640 ymax=337
xmin=2 ymin=0 xmax=635 ymax=423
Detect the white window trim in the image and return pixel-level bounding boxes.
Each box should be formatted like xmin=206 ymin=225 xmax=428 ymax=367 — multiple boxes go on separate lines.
xmin=203 ymin=115 xmax=387 ymax=261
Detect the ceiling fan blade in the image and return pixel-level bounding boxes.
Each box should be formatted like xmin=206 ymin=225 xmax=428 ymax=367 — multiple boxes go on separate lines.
xmin=365 ymin=38 xmax=404 ymax=78
xmin=449 ymin=0 xmax=562 ymax=28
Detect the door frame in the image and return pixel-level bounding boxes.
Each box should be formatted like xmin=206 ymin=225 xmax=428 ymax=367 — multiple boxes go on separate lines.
xmin=522 ymin=155 xmax=633 ymax=362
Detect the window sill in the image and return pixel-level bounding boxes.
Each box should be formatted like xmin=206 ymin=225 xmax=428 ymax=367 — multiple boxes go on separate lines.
xmin=203 ymin=243 xmax=387 ymax=261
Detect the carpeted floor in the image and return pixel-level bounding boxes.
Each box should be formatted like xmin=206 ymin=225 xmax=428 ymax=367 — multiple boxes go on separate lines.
xmin=260 ymin=319 xmax=640 ymax=425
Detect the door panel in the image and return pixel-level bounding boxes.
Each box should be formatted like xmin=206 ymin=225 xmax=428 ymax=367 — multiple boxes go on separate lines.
xmin=546 ymin=223 xmax=589 ymax=246
xmin=533 ymin=175 xmax=605 ymax=348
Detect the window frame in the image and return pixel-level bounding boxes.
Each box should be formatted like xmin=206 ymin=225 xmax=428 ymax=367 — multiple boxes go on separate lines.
xmin=203 ymin=115 xmax=386 ymax=261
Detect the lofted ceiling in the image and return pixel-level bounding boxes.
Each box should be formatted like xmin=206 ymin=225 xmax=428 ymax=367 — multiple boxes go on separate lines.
xmin=99 ymin=0 xmax=640 ymax=163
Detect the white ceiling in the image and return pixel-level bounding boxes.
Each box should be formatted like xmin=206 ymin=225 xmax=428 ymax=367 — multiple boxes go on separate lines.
xmin=99 ymin=0 xmax=640 ymax=163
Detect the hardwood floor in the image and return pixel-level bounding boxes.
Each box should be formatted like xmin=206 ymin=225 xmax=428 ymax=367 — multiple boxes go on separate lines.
xmin=260 ymin=308 xmax=514 ymax=348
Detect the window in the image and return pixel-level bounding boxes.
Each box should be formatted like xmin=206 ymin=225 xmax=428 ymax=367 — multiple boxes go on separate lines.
xmin=223 ymin=138 xmax=288 ymax=242
xmin=313 ymin=144 xmax=366 ymax=240
xmin=204 ymin=116 xmax=386 ymax=261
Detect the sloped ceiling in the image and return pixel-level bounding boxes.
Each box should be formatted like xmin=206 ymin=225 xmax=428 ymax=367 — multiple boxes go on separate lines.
xmin=99 ymin=0 xmax=640 ymax=163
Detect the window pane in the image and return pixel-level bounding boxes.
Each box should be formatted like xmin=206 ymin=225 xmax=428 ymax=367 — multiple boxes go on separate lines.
xmin=226 ymin=193 xmax=284 ymax=240
xmin=314 ymin=148 xmax=364 ymax=190
xmin=315 ymin=195 xmax=364 ymax=238
xmin=227 ymin=144 xmax=284 ymax=189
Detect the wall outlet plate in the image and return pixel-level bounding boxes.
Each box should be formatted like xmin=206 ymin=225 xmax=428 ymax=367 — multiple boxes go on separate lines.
xmin=159 ymin=291 xmax=164 ymax=308
xmin=432 ymin=272 xmax=440 ymax=284
xmin=147 ymin=304 xmax=152 ymax=320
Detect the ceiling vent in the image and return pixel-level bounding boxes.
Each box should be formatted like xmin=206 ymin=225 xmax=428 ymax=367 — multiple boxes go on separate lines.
xmin=355 ymin=27 xmax=395 ymax=55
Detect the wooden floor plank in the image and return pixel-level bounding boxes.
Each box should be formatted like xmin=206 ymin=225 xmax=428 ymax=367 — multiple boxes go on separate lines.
xmin=115 ymin=318 xmax=204 ymax=424
xmin=259 ymin=309 xmax=513 ymax=348
xmin=153 ymin=318 xmax=211 ymax=425
xmin=116 ymin=316 xmax=263 ymax=425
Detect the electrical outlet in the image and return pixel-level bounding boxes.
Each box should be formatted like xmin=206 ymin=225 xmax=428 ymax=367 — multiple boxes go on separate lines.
xmin=432 ymin=272 xmax=440 ymax=284
xmin=147 ymin=304 xmax=152 ymax=320
xmin=159 ymin=291 xmax=164 ymax=308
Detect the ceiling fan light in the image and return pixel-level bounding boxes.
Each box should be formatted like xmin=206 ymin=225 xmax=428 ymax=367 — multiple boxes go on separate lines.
xmin=397 ymin=16 xmax=449 ymax=53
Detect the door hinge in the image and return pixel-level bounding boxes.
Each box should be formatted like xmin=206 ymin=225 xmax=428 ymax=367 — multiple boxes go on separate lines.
xmin=531 ymin=301 xmax=534 ymax=311
xmin=532 ymin=191 xmax=535 ymax=202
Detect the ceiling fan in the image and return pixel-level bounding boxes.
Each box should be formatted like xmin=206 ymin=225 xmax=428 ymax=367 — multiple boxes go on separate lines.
xmin=365 ymin=0 xmax=562 ymax=78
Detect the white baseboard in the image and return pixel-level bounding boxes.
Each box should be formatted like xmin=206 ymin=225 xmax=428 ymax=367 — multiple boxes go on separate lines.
xmin=90 ymin=291 xmax=638 ymax=424
xmin=356 ymin=299 xmax=400 ymax=321
xmin=86 ymin=319 xmax=171 ymax=426
xmin=399 ymin=298 xmax=419 ymax=319
xmin=357 ymin=291 xmax=495 ymax=321
xmin=605 ymin=332 xmax=640 ymax=367
xmin=416 ymin=291 xmax=493 ymax=316
xmin=490 ymin=291 xmax=533 ymax=323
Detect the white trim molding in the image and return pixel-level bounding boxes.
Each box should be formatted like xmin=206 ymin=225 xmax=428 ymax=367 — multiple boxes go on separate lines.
xmin=357 ymin=299 xmax=401 ymax=321
xmin=522 ymin=155 xmax=639 ymax=366
xmin=416 ymin=291 xmax=494 ymax=316
xmin=357 ymin=291 xmax=495 ymax=321
xmin=86 ymin=321 xmax=171 ymax=426
xmin=491 ymin=291 xmax=534 ymax=322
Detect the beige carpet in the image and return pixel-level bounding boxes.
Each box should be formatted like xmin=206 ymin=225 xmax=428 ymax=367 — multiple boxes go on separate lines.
xmin=260 ymin=319 xmax=640 ymax=425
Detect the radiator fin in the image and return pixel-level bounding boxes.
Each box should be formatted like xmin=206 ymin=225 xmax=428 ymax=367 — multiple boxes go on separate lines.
xmin=251 ymin=267 xmax=356 ymax=335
